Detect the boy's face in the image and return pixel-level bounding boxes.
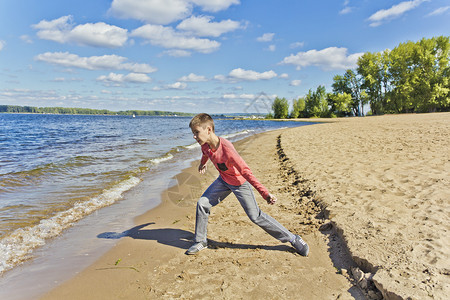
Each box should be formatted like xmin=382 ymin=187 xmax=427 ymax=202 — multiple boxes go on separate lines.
xmin=191 ymin=125 xmax=210 ymax=145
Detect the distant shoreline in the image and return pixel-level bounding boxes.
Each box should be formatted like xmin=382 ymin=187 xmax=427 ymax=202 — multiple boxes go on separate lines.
xmin=0 ymin=112 xmax=189 ymax=117
xmin=0 ymin=104 xmax=193 ymax=117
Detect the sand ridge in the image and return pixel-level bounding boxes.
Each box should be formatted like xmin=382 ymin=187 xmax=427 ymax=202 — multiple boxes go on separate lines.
xmin=281 ymin=113 xmax=450 ymax=299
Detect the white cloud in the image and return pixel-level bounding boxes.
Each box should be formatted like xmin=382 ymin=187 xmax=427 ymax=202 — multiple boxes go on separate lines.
xmin=222 ymin=93 xmax=238 ymax=99
xmin=161 ymin=49 xmax=192 ymax=57
xmin=177 ymin=15 xmax=241 ymax=37
xmin=228 ymin=68 xmax=277 ymax=81
xmin=368 ymin=0 xmax=428 ymax=27
xmin=0 ymin=88 xmax=99 ymax=103
xmin=290 ymin=42 xmax=304 ymax=49
xmin=109 ymin=0 xmax=192 ymax=25
xmin=32 ymin=15 xmax=128 ymax=48
xmin=222 ymin=93 xmax=255 ymax=100
xmin=267 ymin=45 xmax=276 ymax=52
xmin=178 ymin=73 xmax=208 ymax=82
xmin=131 ymin=24 xmax=220 ymax=53
xmin=153 ymin=82 xmax=188 ymax=90
xmin=290 ymin=80 xmax=302 ymax=86
xmin=52 ymin=77 xmax=83 ymax=82
xmin=192 ymin=0 xmax=240 ymax=12
xmin=97 ymin=72 xmax=151 ymax=83
xmin=35 ymin=52 xmax=157 ymax=73
xmin=339 ymin=6 xmax=353 ymax=14
xmin=109 ymin=0 xmax=239 ymax=24
xmin=257 ymin=33 xmax=275 ymax=42
xmin=123 ymin=73 xmax=152 ymax=83
xmin=69 ymin=23 xmax=128 ymax=48
xmin=214 ymin=69 xmax=278 ymax=83
xmin=168 ymin=82 xmax=187 ymax=89
xmin=279 ymin=73 xmax=289 ymax=79
xmin=20 ymin=35 xmax=33 ymax=44
xmin=213 ymin=74 xmax=227 ymax=81
xmin=0 ymin=40 xmax=5 ymax=51
xmin=280 ymin=47 xmax=364 ymax=71
xmin=339 ymin=0 xmax=353 ymax=14
xmin=32 ymin=15 xmax=72 ymax=42
xmin=426 ymin=6 xmax=450 ymax=17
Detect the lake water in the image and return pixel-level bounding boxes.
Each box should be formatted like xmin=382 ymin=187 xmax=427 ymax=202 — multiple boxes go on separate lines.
xmin=0 ymin=113 xmax=312 ymax=279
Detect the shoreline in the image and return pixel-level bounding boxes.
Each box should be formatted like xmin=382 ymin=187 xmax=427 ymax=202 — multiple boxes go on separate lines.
xmin=0 ymin=121 xmax=310 ymax=300
xmin=41 ymin=112 xmax=449 ymax=299
xmin=42 ymin=128 xmax=362 ymax=299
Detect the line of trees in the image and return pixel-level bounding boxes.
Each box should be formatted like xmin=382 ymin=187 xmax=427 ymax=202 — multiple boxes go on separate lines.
xmin=0 ymin=105 xmax=192 ymax=116
xmin=271 ymin=36 xmax=449 ymax=119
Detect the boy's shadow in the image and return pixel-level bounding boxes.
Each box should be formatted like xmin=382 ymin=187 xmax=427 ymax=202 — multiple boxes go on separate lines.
xmin=97 ymin=223 xmax=193 ymax=249
xmin=98 ymin=222 xmax=292 ymax=253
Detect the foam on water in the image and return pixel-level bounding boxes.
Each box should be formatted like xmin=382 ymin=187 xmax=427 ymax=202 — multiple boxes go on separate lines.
xmin=184 ymin=143 xmax=200 ymax=150
xmin=183 ymin=129 xmax=255 ymax=150
xmin=0 ymin=176 xmax=140 ymax=274
xmin=222 ymin=129 xmax=255 ymax=139
xmin=149 ymin=153 xmax=174 ymax=165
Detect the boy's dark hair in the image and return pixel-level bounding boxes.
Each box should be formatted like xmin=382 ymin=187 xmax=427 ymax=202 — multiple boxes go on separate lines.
xmin=189 ymin=113 xmax=215 ymax=132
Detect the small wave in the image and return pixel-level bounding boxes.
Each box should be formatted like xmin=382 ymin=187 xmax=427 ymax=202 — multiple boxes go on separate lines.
xmin=184 ymin=143 xmax=200 ymax=150
xmin=0 ymin=156 xmax=97 ymax=193
xmin=145 ymin=146 xmax=186 ymax=165
xmin=149 ymin=153 xmax=174 ymax=165
xmin=182 ymin=130 xmax=255 ymax=150
xmin=0 ymin=176 xmax=140 ymax=274
xmin=222 ymin=129 xmax=255 ymax=139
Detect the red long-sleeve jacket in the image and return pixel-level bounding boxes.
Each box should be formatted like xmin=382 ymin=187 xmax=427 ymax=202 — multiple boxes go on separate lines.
xmin=200 ymin=137 xmax=270 ymax=200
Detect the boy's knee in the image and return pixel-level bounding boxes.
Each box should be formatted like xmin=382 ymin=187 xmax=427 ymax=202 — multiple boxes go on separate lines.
xmin=197 ymin=196 xmax=211 ymax=209
xmin=247 ymin=210 xmax=261 ymax=223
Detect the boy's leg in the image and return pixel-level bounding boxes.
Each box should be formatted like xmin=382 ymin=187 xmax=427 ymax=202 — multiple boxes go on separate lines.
xmin=230 ymin=181 xmax=295 ymax=243
xmin=194 ymin=177 xmax=231 ymax=243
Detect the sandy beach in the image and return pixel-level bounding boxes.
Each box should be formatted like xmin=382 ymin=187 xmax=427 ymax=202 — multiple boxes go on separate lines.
xmin=42 ymin=113 xmax=449 ymax=300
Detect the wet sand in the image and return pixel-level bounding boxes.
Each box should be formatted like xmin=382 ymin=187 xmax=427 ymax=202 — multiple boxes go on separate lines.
xmin=42 ymin=112 xmax=449 ymax=299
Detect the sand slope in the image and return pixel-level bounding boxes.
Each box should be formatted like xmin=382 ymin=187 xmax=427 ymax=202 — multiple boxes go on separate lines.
xmin=282 ymin=113 xmax=450 ymax=299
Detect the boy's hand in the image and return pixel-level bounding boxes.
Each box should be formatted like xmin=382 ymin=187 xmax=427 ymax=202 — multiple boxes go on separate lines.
xmin=266 ymin=193 xmax=277 ymax=205
xmin=198 ymin=164 xmax=207 ymax=174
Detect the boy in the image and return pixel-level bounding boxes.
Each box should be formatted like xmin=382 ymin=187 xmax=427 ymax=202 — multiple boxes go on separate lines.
xmin=186 ymin=113 xmax=309 ymax=256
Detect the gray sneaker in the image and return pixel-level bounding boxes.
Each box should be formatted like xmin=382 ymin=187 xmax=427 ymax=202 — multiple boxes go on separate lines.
xmin=291 ymin=235 xmax=309 ymax=256
xmin=186 ymin=241 xmax=207 ymax=255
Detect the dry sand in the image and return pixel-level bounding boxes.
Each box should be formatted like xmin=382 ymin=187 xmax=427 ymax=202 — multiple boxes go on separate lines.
xmin=283 ymin=112 xmax=450 ymax=299
xmin=42 ymin=112 xmax=449 ymax=300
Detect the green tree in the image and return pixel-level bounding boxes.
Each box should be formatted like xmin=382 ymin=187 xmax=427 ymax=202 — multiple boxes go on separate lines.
xmin=389 ymin=40 xmax=421 ymax=112
xmin=357 ymin=50 xmax=391 ymax=115
xmin=290 ymin=97 xmax=306 ymax=118
xmin=387 ymin=36 xmax=449 ymax=112
xmin=327 ymin=92 xmax=353 ymax=117
xmin=345 ymin=70 xmax=366 ymax=116
xmin=272 ymin=97 xmax=289 ymax=119
xmin=305 ymin=86 xmax=329 ymax=117
xmin=414 ymin=36 xmax=450 ymax=112
xmin=332 ymin=70 xmax=366 ymax=116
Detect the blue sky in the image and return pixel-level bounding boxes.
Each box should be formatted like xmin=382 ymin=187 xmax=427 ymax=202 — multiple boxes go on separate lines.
xmin=0 ymin=0 xmax=449 ymax=113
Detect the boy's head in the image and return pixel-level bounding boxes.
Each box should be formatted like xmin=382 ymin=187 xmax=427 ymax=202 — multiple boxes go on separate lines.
xmin=189 ymin=113 xmax=215 ymax=132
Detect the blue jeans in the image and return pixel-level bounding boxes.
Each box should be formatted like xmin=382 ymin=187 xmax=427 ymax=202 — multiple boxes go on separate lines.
xmin=194 ymin=177 xmax=295 ymax=243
